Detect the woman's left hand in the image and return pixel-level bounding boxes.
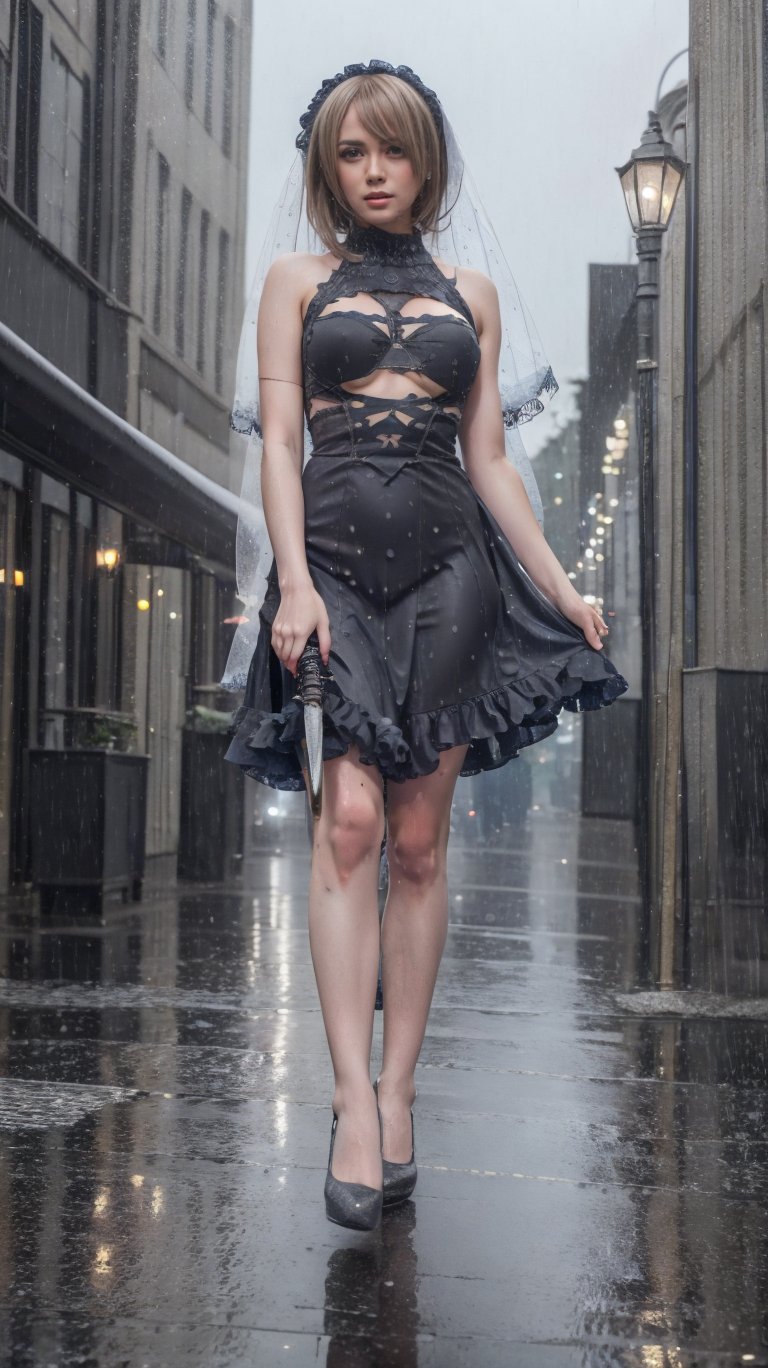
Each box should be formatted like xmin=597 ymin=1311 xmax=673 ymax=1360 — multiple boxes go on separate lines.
xmin=554 ymin=591 xmax=610 ymax=650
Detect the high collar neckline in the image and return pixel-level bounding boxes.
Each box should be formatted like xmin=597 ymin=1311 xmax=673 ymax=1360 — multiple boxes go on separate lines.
xmin=345 ymin=221 xmax=431 ymax=265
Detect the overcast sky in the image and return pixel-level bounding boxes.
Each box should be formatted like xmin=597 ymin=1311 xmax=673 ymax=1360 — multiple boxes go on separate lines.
xmin=245 ymin=0 xmax=689 ymax=454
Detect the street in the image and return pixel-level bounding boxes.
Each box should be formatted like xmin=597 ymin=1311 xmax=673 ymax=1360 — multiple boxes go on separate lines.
xmin=1 ymin=738 xmax=767 ymax=1366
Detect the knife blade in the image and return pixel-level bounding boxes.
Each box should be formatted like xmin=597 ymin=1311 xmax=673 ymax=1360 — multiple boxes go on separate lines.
xmin=295 ymin=630 xmax=324 ymax=818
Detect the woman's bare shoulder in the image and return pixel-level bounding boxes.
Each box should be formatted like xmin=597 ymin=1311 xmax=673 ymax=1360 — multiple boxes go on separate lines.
xmin=443 ymin=262 xmax=498 ymax=330
xmin=265 ymin=249 xmax=341 ymax=287
xmin=434 ymin=256 xmax=496 ymax=297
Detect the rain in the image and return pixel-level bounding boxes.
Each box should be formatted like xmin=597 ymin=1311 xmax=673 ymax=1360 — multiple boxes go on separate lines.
xmin=1 ymin=1 xmax=767 ymax=1364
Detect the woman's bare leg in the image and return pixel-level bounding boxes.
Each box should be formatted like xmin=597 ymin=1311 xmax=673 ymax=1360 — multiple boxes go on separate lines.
xmin=306 ymin=744 xmax=386 ymax=1189
xmin=377 ymin=744 xmax=470 ymax=1161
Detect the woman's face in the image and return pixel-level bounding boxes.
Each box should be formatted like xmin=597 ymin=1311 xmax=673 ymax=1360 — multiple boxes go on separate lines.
xmin=334 ymin=102 xmax=422 ymax=234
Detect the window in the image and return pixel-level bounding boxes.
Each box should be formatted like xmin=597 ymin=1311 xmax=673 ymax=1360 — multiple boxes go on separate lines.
xmin=222 ymin=14 xmax=233 ymax=158
xmin=39 ymin=44 xmax=84 ymax=259
xmin=0 ymin=1 xmax=11 ymax=193
xmin=39 ymin=478 xmax=70 ymax=749
xmin=14 ymin=0 xmax=42 ymax=219
xmin=197 ymin=207 xmax=209 ymax=374
xmin=214 ymin=226 xmax=229 ymax=393
xmin=156 ymin=0 xmax=169 ymax=65
xmin=204 ymin=0 xmax=215 ymax=134
xmin=184 ymin=0 xmax=196 ymax=108
xmin=152 ymin=151 xmax=170 ymax=336
xmin=175 ymin=185 xmax=192 ymax=357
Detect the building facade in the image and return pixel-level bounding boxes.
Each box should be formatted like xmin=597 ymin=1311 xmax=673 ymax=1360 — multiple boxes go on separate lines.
xmin=651 ymin=1 xmax=767 ymax=991
xmin=0 ymin=0 xmax=251 ymax=893
xmin=602 ymin=0 xmax=761 ymax=995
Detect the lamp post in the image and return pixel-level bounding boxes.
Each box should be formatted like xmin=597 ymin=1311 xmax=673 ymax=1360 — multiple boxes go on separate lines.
xmin=615 ymin=114 xmax=686 ymax=983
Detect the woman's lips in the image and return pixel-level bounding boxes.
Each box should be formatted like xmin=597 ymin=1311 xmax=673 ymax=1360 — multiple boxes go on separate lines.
xmin=365 ymin=194 xmax=392 ymax=202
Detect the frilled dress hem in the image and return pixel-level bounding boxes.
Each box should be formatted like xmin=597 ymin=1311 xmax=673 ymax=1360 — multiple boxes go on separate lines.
xmin=224 ymin=644 xmax=629 ymax=792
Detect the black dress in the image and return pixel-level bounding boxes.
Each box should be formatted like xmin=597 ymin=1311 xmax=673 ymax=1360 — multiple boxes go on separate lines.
xmin=224 ymin=222 xmax=629 ymax=790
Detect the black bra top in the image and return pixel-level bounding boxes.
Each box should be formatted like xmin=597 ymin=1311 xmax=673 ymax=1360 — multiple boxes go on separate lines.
xmin=302 ymin=223 xmax=481 ymax=418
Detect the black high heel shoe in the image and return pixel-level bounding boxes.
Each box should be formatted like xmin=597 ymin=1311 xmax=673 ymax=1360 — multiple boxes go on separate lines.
xmin=324 ymin=1099 xmax=384 ymax=1231
xmin=373 ymin=1078 xmax=417 ymax=1207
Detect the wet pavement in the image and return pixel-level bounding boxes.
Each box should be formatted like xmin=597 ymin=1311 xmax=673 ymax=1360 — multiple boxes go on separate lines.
xmin=2 ymin=743 xmax=768 ymax=1367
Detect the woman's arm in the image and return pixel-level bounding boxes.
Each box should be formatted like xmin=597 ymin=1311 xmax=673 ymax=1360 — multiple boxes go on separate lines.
xmin=257 ymin=255 xmax=331 ymax=671
xmin=457 ymin=270 xmax=608 ymax=653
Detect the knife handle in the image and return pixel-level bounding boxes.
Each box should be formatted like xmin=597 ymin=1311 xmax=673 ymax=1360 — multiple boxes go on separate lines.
xmin=297 ymin=631 xmax=323 ymax=706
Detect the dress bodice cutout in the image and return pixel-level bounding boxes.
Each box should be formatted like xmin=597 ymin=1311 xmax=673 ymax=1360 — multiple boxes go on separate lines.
xmin=302 ymin=224 xmax=482 ymax=462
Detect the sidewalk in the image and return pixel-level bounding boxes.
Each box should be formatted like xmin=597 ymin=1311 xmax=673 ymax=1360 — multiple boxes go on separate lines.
xmin=1 ymin=751 xmax=767 ymax=1366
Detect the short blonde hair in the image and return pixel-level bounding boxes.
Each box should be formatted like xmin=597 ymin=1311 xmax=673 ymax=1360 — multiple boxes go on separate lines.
xmin=304 ymin=73 xmax=447 ymax=261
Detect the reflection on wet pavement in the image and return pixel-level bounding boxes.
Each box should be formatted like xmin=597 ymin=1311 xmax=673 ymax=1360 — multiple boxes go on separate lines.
xmin=1 ymin=761 xmax=767 ymax=1366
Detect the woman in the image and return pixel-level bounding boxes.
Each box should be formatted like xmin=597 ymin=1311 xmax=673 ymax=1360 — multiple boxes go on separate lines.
xmin=224 ymin=62 xmax=629 ymax=1231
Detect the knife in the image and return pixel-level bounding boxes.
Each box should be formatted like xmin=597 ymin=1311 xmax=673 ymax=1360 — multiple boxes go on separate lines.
xmin=295 ymin=630 xmax=324 ymax=818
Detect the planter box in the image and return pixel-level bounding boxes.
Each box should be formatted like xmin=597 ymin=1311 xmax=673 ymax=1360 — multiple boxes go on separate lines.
xmin=178 ymin=729 xmax=244 ymax=881
xmin=581 ymin=696 xmax=641 ymax=821
xmin=27 ymin=749 xmax=149 ymax=914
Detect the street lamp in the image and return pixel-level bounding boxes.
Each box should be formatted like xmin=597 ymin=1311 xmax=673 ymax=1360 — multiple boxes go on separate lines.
xmin=615 ymin=112 xmax=686 ymax=985
xmin=616 ymin=115 xmax=686 ymax=369
xmin=616 ymin=114 xmax=686 ymax=232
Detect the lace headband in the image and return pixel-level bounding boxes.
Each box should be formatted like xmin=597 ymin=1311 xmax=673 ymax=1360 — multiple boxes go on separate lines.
xmin=295 ymin=60 xmax=445 ymax=158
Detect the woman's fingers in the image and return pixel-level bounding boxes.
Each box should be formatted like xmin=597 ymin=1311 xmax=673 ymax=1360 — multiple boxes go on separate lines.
xmin=273 ymin=630 xmax=301 ymax=675
xmin=271 ymin=603 xmax=332 ymax=673
xmin=590 ymin=609 xmax=609 ymax=649
xmin=316 ymin=619 xmax=332 ymax=666
xmin=285 ymin=637 xmax=304 ymax=676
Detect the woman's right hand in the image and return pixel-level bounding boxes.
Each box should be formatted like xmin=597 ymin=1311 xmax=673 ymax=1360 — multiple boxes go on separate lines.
xmin=270 ymin=583 xmax=332 ymax=676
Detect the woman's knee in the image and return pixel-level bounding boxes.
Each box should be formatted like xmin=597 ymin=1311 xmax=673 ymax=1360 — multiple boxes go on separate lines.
xmin=387 ymin=822 xmax=445 ymax=887
xmin=320 ymin=785 xmax=384 ymax=885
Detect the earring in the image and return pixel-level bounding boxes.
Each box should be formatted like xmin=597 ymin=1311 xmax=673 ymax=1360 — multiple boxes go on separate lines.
xmin=426 ymin=172 xmax=432 ymax=180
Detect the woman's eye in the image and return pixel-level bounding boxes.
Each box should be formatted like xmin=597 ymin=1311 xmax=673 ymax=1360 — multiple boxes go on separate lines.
xmin=339 ymin=148 xmax=360 ymax=159
xmin=388 ymin=145 xmax=405 ymax=156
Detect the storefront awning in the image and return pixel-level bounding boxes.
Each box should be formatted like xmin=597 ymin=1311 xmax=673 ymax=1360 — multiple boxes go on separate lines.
xmin=0 ymin=322 xmax=241 ymax=574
